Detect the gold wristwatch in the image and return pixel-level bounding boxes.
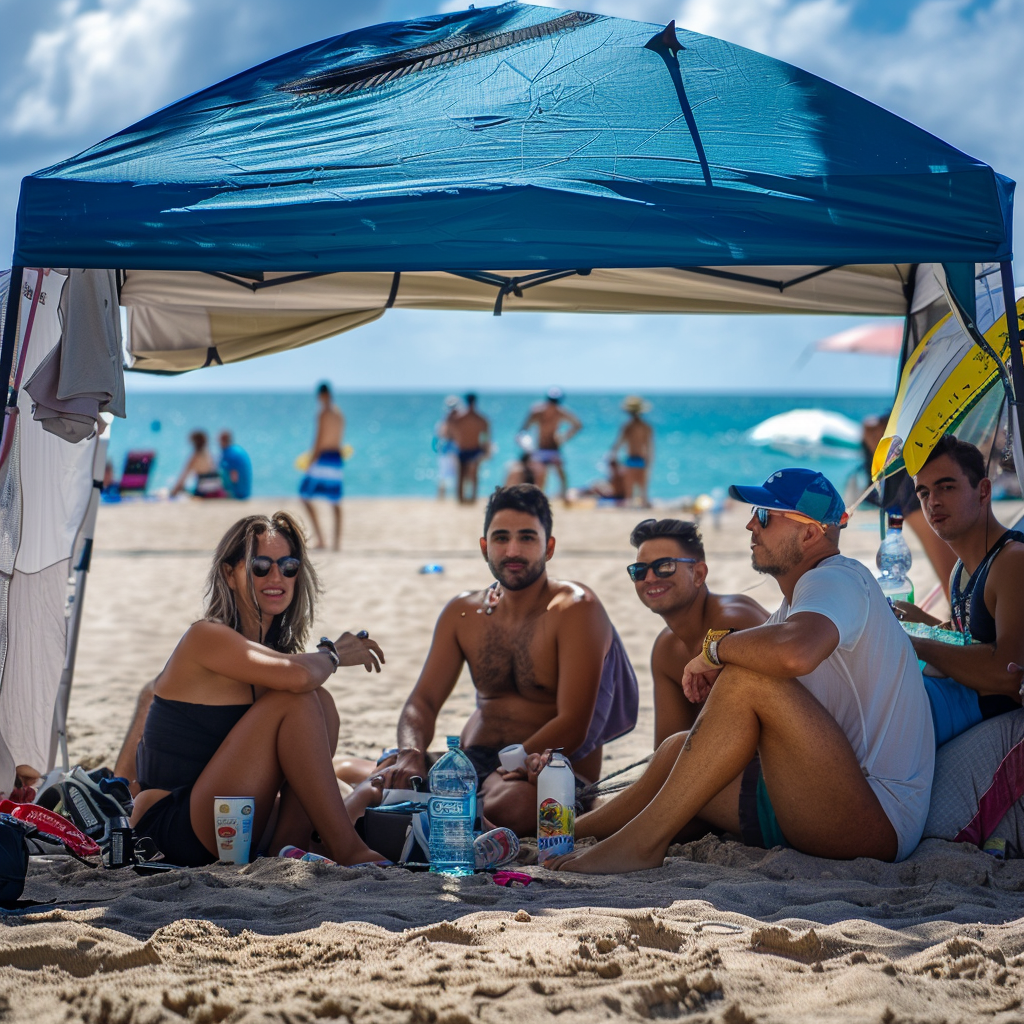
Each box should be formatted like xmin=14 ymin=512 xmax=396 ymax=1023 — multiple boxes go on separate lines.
xmin=701 ymin=628 xmax=734 ymax=668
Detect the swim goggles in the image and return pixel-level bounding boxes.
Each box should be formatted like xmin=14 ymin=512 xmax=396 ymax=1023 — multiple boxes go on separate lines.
xmin=626 ymin=556 xmax=697 ymax=582
xmin=251 ymin=555 xmax=301 ymax=578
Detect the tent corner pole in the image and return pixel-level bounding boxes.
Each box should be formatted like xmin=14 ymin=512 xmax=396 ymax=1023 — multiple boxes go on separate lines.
xmin=0 ymin=266 xmax=24 ymax=465
xmin=999 ymin=261 xmax=1024 ymax=493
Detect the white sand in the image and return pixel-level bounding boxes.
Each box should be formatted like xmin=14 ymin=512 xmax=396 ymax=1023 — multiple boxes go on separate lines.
xmin=6 ymin=496 xmax=1024 ymax=1023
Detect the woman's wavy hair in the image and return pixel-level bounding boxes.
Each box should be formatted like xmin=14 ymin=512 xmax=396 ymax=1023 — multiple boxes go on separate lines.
xmin=204 ymin=512 xmax=321 ymax=653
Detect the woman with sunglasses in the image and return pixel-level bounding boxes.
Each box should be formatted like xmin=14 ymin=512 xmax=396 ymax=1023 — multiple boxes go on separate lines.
xmin=130 ymin=512 xmax=386 ymax=867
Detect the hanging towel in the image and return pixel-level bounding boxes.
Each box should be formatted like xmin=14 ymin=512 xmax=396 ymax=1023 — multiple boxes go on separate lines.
xmin=25 ymin=269 xmax=125 ymax=443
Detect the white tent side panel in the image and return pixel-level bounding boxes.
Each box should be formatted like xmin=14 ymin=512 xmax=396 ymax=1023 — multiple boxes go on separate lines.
xmin=0 ymin=562 xmax=70 ymax=770
xmin=0 ymin=269 xmax=102 ymax=776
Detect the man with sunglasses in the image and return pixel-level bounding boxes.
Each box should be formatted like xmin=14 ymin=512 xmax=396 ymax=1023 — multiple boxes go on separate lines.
xmin=550 ymin=468 xmax=933 ymax=874
xmin=628 ymin=519 xmax=769 ymax=747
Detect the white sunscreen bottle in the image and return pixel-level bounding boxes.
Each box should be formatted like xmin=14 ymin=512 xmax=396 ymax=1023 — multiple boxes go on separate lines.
xmin=537 ymin=752 xmax=575 ymax=865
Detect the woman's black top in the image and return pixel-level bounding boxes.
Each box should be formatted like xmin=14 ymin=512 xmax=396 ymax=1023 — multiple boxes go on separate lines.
xmin=136 ymin=691 xmax=254 ymax=791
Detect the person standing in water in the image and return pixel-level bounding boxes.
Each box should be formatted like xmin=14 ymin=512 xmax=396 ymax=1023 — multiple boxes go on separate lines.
xmin=611 ymin=396 xmax=654 ymax=506
xmin=450 ymin=393 xmax=491 ymax=504
xmin=520 ymin=388 xmax=582 ymax=502
xmin=299 ymin=383 xmax=344 ymax=551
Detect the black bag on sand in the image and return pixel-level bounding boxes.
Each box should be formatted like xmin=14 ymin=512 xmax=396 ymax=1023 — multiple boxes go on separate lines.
xmin=0 ymin=815 xmax=30 ymax=905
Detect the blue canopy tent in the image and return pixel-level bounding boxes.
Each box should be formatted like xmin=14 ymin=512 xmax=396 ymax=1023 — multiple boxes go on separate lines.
xmin=0 ymin=3 xmax=1020 ymax=779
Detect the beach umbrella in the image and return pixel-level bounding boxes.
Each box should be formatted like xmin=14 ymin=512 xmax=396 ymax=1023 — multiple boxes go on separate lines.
xmin=815 ymin=323 xmax=904 ymax=357
xmin=871 ymin=268 xmax=1024 ymax=483
xmin=747 ymin=409 xmax=863 ymax=459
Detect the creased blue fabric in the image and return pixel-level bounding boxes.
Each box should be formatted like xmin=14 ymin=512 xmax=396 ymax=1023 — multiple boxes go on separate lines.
xmin=13 ymin=3 xmax=1013 ymax=270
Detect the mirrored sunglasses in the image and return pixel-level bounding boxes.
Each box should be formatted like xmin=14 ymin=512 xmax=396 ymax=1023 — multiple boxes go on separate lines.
xmin=626 ymin=556 xmax=697 ymax=582
xmin=751 ymin=506 xmax=828 ymax=533
xmin=251 ymin=555 xmax=301 ymax=578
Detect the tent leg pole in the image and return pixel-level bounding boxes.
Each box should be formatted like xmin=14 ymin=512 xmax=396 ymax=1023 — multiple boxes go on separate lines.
xmin=0 ymin=267 xmax=24 ymax=470
xmin=48 ymin=431 xmax=108 ymax=772
xmin=999 ymin=262 xmax=1024 ymax=495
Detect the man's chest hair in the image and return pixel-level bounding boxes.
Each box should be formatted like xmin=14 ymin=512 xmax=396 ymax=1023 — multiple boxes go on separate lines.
xmin=470 ymin=617 xmax=553 ymax=696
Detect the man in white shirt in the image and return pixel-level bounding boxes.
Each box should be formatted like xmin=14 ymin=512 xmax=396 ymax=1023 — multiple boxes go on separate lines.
xmin=551 ymin=468 xmax=934 ymax=873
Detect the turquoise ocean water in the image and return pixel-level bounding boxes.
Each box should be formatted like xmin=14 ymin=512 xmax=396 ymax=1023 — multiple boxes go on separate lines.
xmin=107 ymin=392 xmax=889 ymax=500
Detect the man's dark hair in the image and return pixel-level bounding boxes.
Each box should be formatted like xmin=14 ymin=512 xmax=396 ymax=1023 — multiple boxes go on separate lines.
xmin=465 ymin=392 xmax=477 ymax=407
xmin=317 ymin=382 xmax=331 ymax=398
xmin=922 ymin=434 xmax=986 ymax=488
xmin=484 ymin=485 xmax=553 ymax=539
xmin=629 ymin=518 xmax=705 ymax=561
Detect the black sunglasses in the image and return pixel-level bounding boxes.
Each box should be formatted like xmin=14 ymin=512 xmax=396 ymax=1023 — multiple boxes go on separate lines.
xmin=251 ymin=555 xmax=301 ymax=578
xmin=626 ymin=556 xmax=697 ymax=582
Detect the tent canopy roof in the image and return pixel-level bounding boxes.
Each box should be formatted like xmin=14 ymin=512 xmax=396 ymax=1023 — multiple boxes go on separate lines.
xmin=13 ymin=3 xmax=1013 ymax=274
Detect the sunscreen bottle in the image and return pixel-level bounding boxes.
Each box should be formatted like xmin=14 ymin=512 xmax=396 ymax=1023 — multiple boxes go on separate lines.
xmin=537 ymin=752 xmax=575 ymax=865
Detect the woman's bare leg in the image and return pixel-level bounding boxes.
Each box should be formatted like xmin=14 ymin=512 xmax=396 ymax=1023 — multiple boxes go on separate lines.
xmin=191 ymin=689 xmax=382 ymax=865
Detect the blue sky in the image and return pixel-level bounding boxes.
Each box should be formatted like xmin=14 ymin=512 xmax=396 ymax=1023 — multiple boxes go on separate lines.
xmin=2 ymin=0 xmax=1020 ymax=394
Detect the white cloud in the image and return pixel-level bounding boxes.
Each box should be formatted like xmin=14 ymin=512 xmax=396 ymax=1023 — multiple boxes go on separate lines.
xmin=7 ymin=0 xmax=191 ymax=137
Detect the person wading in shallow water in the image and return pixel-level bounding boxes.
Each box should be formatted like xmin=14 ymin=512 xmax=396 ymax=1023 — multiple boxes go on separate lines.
xmin=549 ymin=469 xmax=934 ymax=873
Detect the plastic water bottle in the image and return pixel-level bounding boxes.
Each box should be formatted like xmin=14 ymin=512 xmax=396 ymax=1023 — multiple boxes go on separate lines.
xmin=427 ymin=736 xmax=477 ymax=876
xmin=537 ymin=752 xmax=576 ymax=866
xmin=875 ymin=511 xmax=914 ymax=604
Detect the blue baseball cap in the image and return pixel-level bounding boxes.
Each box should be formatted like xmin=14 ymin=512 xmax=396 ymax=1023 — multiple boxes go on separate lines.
xmin=729 ymin=468 xmax=847 ymax=526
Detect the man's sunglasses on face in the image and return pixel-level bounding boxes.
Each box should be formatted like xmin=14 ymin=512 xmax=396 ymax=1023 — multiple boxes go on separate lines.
xmin=627 ymin=556 xmax=697 ymax=582
xmin=251 ymin=555 xmax=302 ymax=578
xmin=751 ymin=506 xmax=828 ymax=533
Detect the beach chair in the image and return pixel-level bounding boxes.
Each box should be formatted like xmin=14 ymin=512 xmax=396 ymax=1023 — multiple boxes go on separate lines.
xmin=118 ymin=451 xmax=155 ymax=495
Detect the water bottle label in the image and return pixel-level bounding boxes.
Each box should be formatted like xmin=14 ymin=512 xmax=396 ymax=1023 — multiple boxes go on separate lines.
xmin=538 ymin=833 xmax=574 ymax=860
xmin=429 ymin=795 xmax=470 ymax=818
xmin=538 ymin=798 xmax=574 ymax=864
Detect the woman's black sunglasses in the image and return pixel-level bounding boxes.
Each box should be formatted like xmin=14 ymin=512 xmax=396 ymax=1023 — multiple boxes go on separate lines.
xmin=626 ymin=556 xmax=697 ymax=582
xmin=251 ymin=555 xmax=301 ymax=578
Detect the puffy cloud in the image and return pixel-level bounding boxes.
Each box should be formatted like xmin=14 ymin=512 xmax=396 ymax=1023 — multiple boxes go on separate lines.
xmin=6 ymin=0 xmax=192 ymax=138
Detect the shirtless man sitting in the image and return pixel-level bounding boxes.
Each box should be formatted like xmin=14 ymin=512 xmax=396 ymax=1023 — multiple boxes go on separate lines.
xmin=628 ymin=518 xmax=769 ymax=746
xmin=895 ymin=435 xmax=1024 ymax=744
xmin=550 ymin=468 xmax=933 ymax=873
xmin=368 ymin=484 xmax=639 ymax=834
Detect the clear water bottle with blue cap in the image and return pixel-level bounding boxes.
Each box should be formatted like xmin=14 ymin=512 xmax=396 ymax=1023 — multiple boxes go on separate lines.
xmin=876 ymin=511 xmax=914 ymax=604
xmin=427 ymin=736 xmax=477 ymax=876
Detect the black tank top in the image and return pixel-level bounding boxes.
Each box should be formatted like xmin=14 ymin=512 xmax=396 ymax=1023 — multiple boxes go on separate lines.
xmin=950 ymin=529 xmax=1024 ymax=644
xmin=136 ymin=692 xmax=254 ymax=791
xmin=950 ymin=528 xmax=1024 ymax=722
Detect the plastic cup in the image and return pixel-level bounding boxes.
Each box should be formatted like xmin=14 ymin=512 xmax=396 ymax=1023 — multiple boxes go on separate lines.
xmin=498 ymin=744 xmax=528 ymax=773
xmin=214 ymin=796 xmax=254 ymax=864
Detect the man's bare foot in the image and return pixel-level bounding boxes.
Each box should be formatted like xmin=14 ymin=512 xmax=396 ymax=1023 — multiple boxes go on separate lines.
xmin=547 ymin=833 xmax=665 ymax=874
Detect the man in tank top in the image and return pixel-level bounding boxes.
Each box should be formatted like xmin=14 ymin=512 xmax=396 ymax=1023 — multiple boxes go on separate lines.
xmin=896 ymin=435 xmax=1024 ymax=744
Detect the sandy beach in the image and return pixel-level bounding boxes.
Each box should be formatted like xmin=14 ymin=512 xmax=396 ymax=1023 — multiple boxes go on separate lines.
xmin=7 ymin=495 xmax=1024 ymax=1023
